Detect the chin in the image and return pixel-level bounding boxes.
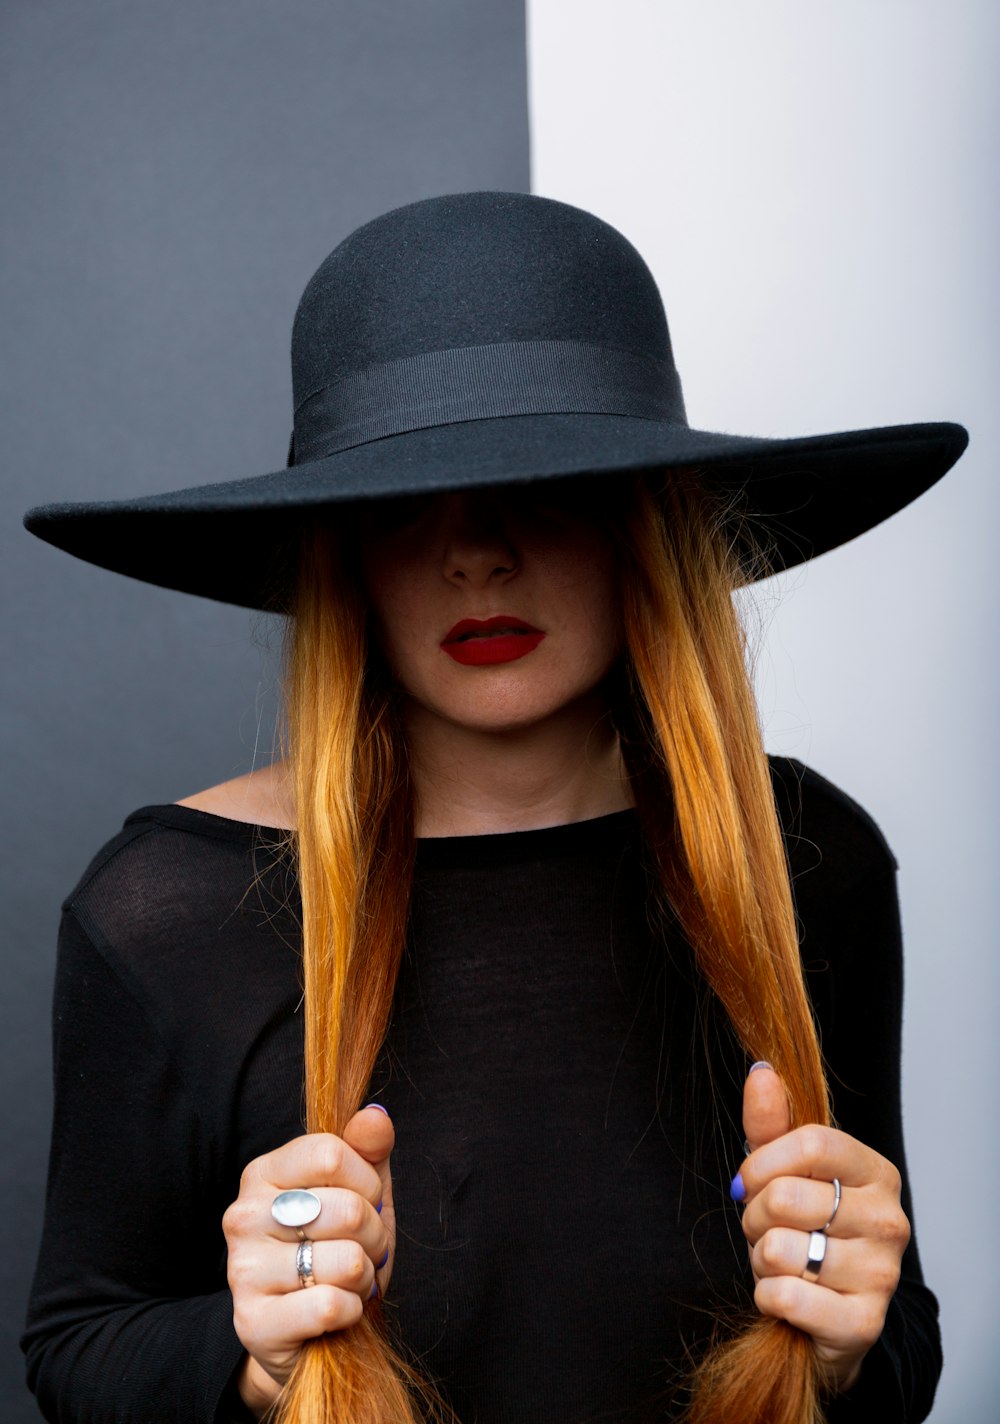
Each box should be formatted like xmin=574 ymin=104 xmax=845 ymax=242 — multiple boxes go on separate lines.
xmin=438 ymin=683 xmax=608 ymax=736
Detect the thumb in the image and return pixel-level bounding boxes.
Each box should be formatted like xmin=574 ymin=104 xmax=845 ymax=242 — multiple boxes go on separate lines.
xmin=342 ymin=1103 xmax=395 ymax=1211
xmin=742 ymin=1062 xmax=791 ymax=1154
xmin=342 ymin=1102 xmax=395 ymax=1166
xmin=343 ymin=1104 xmax=397 ymax=1291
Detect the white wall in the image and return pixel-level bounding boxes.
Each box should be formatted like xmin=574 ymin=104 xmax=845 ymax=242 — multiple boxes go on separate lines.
xmin=528 ymin=3 xmax=997 ymax=1418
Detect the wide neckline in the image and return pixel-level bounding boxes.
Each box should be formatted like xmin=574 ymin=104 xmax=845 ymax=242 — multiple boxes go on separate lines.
xmin=124 ymin=801 xmax=639 ymax=864
xmin=413 ymin=807 xmax=638 ymax=867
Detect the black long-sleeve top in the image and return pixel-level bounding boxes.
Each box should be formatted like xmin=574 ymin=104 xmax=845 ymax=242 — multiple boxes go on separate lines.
xmin=21 ymin=757 xmax=941 ymax=1422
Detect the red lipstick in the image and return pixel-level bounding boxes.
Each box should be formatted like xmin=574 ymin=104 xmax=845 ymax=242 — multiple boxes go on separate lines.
xmin=441 ymin=615 xmax=545 ymax=666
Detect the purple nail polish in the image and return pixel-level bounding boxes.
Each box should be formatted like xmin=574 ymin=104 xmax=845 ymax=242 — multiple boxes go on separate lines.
xmin=369 ymin=1280 xmax=378 ymax=1300
xmin=730 ymin=1172 xmax=746 ymax=1202
xmin=365 ymin=1101 xmax=389 ymax=1117
xmin=376 ymin=1199 xmax=383 ymax=1215
xmin=378 ymin=1247 xmax=389 ymax=1269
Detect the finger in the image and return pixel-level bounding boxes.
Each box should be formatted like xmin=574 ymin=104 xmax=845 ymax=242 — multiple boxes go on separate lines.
xmin=342 ymin=1103 xmax=394 ymax=1164
xmin=742 ymin=1063 xmax=790 ymax=1153
xmin=750 ymin=1227 xmax=901 ymax=1299
xmin=742 ymin=1175 xmax=850 ymax=1245
xmin=251 ymin=1236 xmax=378 ymax=1298
xmin=249 ymin=1132 xmax=385 ymax=1208
xmin=753 ymin=1274 xmax=888 ymax=1361
xmin=302 ymin=1239 xmax=380 ymax=1300
xmin=737 ymin=1125 xmax=894 ymax=1203
xmin=341 ymin=1104 xmax=395 ymax=1216
xmin=342 ymin=1106 xmax=396 ymax=1290
xmin=244 ymin=1279 xmax=366 ymax=1352
xmin=262 ymin=1185 xmax=389 ymax=1258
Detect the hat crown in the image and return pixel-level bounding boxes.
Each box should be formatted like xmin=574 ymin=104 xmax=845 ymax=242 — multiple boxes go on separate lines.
xmin=23 ymin=189 xmax=967 ymax=611
xmin=290 ymin=191 xmax=676 ymax=412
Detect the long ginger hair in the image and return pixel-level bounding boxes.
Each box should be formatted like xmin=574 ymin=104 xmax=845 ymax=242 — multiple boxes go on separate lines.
xmin=271 ymin=469 xmax=833 ymax=1424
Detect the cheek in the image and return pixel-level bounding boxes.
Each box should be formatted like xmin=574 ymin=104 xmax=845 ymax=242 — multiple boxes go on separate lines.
xmin=358 ymin=554 xmax=423 ymax=659
xmin=549 ymin=542 xmax=623 ymax=660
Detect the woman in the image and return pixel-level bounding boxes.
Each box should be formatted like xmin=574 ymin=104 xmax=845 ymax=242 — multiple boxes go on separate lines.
xmin=21 ymin=190 xmax=967 ymax=1424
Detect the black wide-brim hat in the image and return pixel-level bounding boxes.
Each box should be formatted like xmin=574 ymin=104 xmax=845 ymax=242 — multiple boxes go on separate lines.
xmin=24 ymin=190 xmax=968 ymax=612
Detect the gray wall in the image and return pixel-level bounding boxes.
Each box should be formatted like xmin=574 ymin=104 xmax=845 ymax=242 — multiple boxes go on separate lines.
xmin=527 ymin=1 xmax=998 ymax=1418
xmin=1 ymin=3 xmax=528 ymax=1415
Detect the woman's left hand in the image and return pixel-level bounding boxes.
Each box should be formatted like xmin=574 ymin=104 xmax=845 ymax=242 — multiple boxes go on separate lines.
xmin=733 ymin=1065 xmax=911 ymax=1394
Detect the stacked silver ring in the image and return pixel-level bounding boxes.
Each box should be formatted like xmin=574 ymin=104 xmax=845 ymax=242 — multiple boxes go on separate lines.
xmin=821 ymin=1176 xmax=842 ymax=1231
xmin=272 ymin=1189 xmax=324 ymax=1289
xmin=801 ymin=1177 xmax=841 ymax=1283
xmin=295 ymin=1239 xmax=316 ymax=1289
xmin=802 ymin=1230 xmax=827 ymax=1282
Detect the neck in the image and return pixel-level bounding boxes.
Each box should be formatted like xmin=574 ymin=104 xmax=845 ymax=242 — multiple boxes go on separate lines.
xmin=403 ymin=692 xmax=634 ymax=838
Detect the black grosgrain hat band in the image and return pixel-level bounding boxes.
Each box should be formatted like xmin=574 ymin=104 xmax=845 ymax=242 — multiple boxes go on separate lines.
xmin=290 ymin=338 xmax=687 ymax=464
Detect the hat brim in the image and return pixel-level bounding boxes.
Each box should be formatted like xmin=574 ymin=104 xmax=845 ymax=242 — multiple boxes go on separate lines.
xmin=23 ymin=414 xmax=968 ymax=611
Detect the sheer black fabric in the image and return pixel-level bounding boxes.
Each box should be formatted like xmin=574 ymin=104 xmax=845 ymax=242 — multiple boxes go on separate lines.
xmin=22 ymin=758 xmax=940 ymax=1422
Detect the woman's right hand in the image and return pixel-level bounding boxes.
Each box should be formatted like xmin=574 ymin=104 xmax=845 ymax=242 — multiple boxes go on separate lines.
xmin=222 ymin=1104 xmax=396 ymax=1413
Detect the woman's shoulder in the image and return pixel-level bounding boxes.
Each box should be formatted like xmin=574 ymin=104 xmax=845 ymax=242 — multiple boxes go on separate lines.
xmin=767 ymin=755 xmax=899 ymax=888
xmin=173 ymin=760 xmax=295 ymax=830
xmin=61 ymin=763 xmax=297 ymax=972
xmin=52 ymin=772 xmax=303 ymax=1103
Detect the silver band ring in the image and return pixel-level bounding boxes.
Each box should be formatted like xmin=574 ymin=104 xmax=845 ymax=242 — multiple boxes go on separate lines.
xmin=802 ymin=1229 xmax=827 ymax=1282
xmin=272 ymin=1189 xmax=322 ymax=1242
xmin=296 ymin=1239 xmax=316 ymax=1289
xmin=821 ymin=1177 xmax=842 ymax=1232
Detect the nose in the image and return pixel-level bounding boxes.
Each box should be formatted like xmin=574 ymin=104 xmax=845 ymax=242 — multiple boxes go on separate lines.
xmin=439 ymin=491 xmax=519 ymax=589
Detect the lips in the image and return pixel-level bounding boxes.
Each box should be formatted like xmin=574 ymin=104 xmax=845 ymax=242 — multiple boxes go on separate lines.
xmin=441 ymin=615 xmax=545 ymax=666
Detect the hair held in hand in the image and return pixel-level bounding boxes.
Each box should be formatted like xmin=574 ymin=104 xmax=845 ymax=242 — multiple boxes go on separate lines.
xmin=270 ymin=471 xmax=833 ymax=1424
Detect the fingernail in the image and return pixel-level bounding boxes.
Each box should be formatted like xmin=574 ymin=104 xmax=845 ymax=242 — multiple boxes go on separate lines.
xmin=365 ymin=1101 xmax=389 ymax=1117
xmin=378 ymin=1247 xmax=389 ymax=1268
xmin=376 ymin=1199 xmax=383 ymax=1215
xmin=749 ymin=1060 xmax=773 ymax=1074
xmin=730 ymin=1172 xmax=746 ymax=1202
xmin=369 ymin=1280 xmax=378 ymax=1300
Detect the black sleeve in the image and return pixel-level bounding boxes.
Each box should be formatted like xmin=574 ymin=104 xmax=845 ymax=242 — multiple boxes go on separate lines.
xmin=798 ymin=863 xmax=942 ymax=1423
xmin=21 ymin=907 xmax=256 ymax=1424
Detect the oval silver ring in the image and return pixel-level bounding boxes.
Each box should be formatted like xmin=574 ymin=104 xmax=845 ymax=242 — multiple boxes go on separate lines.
xmin=271 ymin=1188 xmax=322 ymax=1232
